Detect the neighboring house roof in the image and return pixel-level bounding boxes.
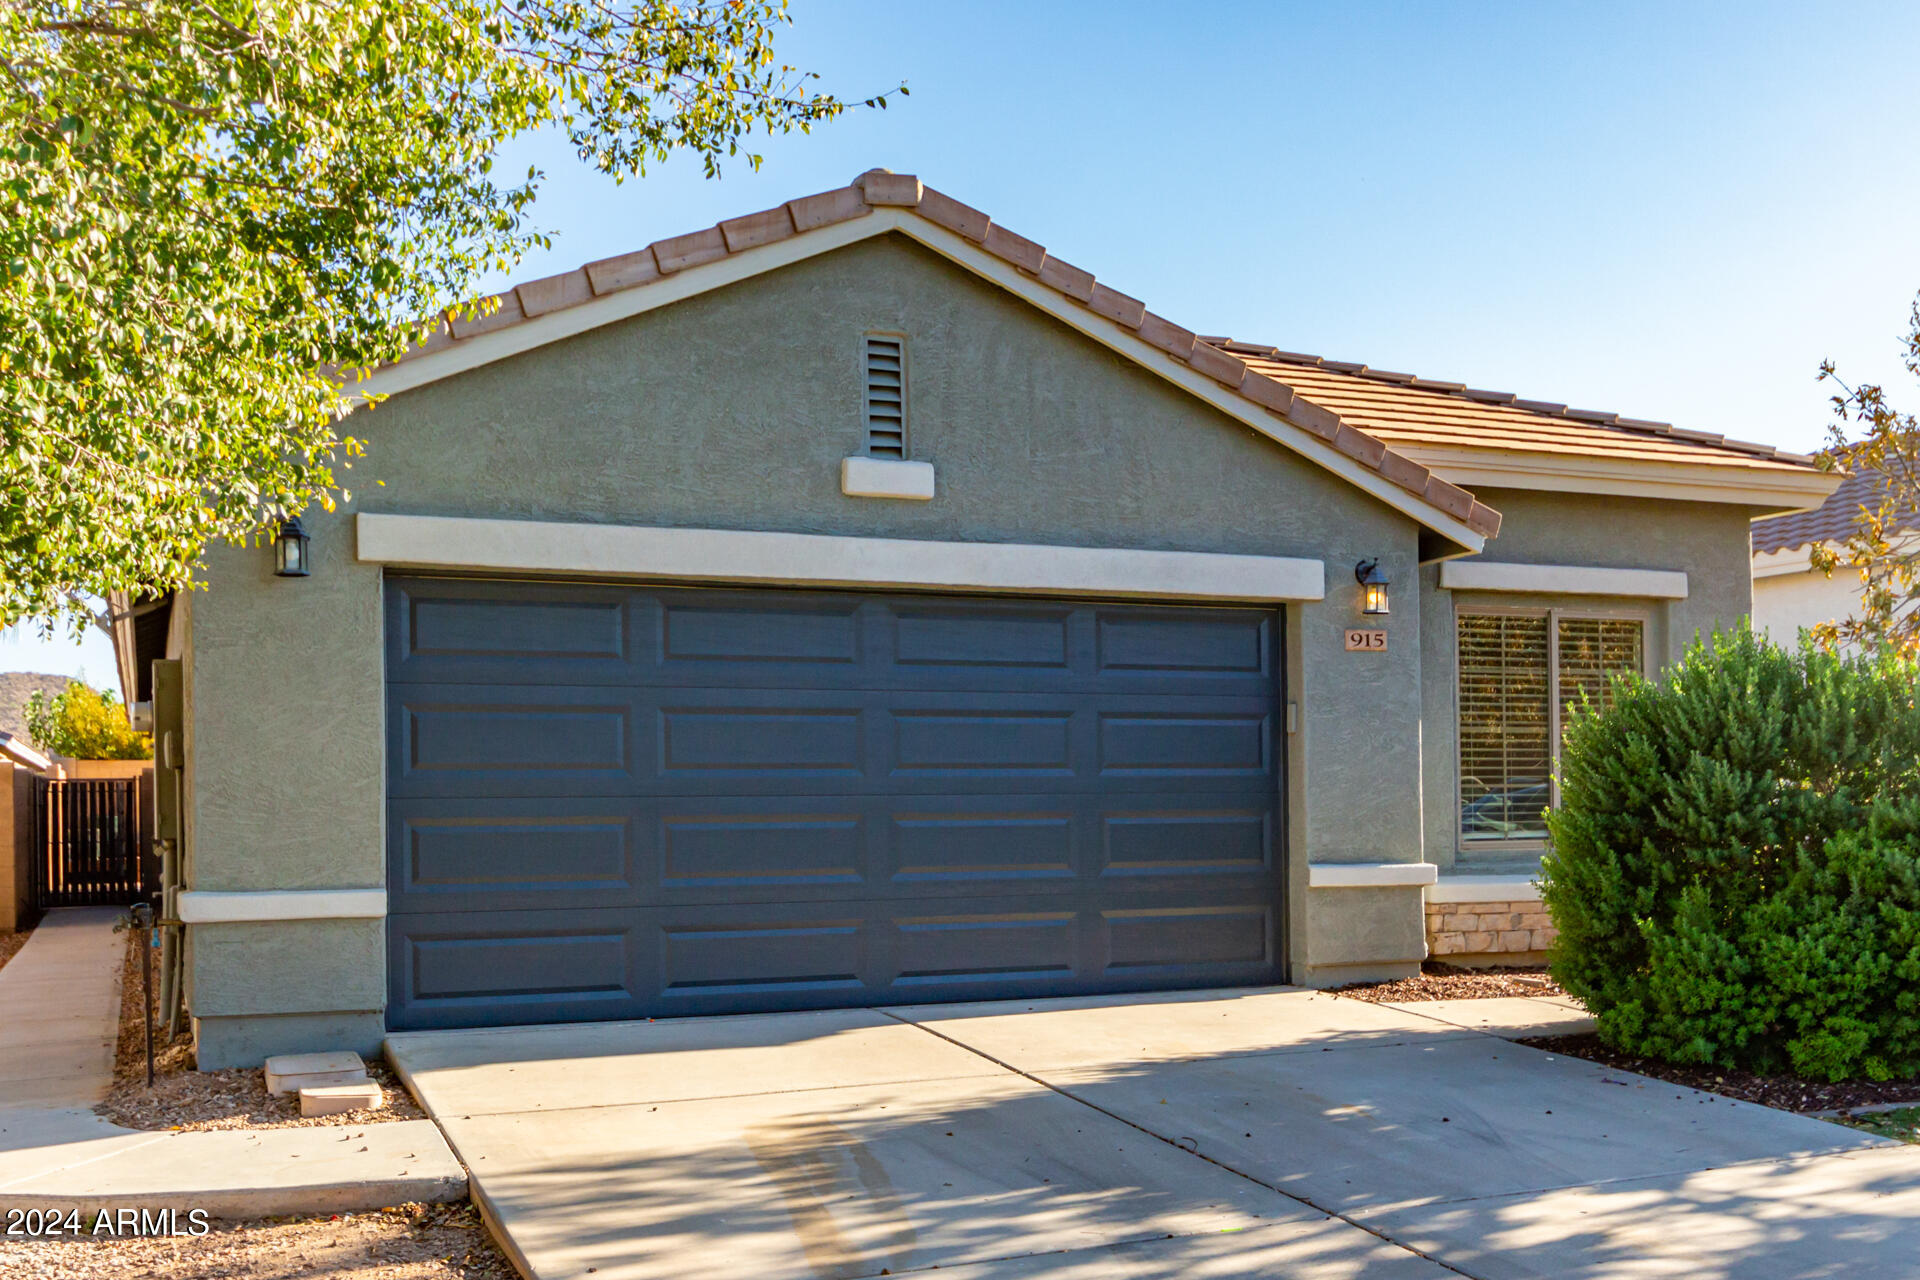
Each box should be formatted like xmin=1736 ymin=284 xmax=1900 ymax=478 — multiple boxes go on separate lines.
xmin=357 ymin=169 xmax=1834 ymax=539
xmin=0 ymin=731 xmax=51 ymax=773
xmin=1752 ymin=464 xmax=1913 ymax=556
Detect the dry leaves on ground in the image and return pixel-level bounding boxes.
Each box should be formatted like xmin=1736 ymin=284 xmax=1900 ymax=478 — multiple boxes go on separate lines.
xmin=1520 ymin=1033 xmax=1920 ymax=1115
xmin=0 ymin=924 xmax=32 ymax=975
xmin=5 ymin=1202 xmax=516 ymax=1280
xmin=1332 ymin=961 xmax=1567 ymax=1004
xmin=97 ymin=927 xmax=426 ymax=1131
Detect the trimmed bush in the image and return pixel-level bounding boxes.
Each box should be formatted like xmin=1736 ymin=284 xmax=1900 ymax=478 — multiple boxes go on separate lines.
xmin=1542 ymin=628 xmax=1920 ymax=1081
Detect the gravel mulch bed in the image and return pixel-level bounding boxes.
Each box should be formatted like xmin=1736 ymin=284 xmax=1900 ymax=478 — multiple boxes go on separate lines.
xmin=5 ymin=1202 xmax=515 ymax=1279
xmin=0 ymin=923 xmax=33 ymax=974
xmin=1520 ymin=1033 xmax=1920 ymax=1115
xmin=96 ymin=927 xmax=426 ymax=1132
xmin=1332 ymin=961 xmax=1569 ymax=1004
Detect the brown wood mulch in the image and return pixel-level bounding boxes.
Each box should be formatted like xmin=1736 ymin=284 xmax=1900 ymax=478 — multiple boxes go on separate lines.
xmin=96 ymin=927 xmax=427 ymax=1132
xmin=0 ymin=923 xmax=33 ymax=975
xmin=1331 ymin=961 xmax=1569 ymax=1003
xmin=6 ymin=1202 xmax=516 ymax=1280
xmin=1519 ymin=1033 xmax=1920 ymax=1115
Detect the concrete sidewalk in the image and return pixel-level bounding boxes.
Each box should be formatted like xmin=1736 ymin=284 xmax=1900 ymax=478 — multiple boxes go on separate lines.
xmin=0 ymin=907 xmax=464 ymax=1217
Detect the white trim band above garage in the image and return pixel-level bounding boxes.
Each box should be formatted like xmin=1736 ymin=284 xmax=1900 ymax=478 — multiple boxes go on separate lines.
xmin=1306 ymin=862 xmax=1440 ymax=889
xmin=1426 ymin=873 xmax=1541 ymax=904
xmin=357 ymin=513 xmax=1328 ymax=602
xmin=1439 ymin=560 xmax=1689 ymax=599
xmin=177 ymin=889 xmax=387 ymax=924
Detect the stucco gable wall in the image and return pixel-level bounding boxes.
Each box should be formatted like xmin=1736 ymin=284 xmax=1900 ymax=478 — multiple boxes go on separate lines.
xmin=182 ymin=232 xmax=1435 ymax=1055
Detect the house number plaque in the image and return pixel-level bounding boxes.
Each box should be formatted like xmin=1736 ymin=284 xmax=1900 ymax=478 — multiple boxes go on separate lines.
xmin=1344 ymin=628 xmax=1387 ymax=652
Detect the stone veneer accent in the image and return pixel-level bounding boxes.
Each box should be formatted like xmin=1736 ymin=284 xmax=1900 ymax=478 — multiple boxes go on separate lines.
xmin=1425 ymin=899 xmax=1555 ymax=962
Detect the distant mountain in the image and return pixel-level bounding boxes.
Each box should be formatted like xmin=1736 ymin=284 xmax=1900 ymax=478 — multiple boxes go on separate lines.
xmin=0 ymin=672 xmax=73 ymax=744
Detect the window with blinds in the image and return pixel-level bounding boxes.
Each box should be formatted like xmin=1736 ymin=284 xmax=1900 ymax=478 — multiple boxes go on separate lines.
xmin=1457 ymin=611 xmax=1642 ymax=843
xmin=1555 ymin=617 xmax=1642 ymax=719
xmin=863 ymin=334 xmax=906 ymax=457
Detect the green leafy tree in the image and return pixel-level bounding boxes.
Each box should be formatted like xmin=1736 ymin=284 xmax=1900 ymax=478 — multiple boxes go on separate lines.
xmin=25 ymin=682 xmax=152 ymax=759
xmin=1810 ymin=296 xmax=1920 ymax=654
xmin=1 ymin=0 xmax=900 ymax=631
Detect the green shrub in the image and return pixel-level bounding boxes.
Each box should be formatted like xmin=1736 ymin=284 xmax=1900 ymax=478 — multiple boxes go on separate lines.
xmin=24 ymin=682 xmax=151 ymax=761
xmin=1542 ymin=628 xmax=1920 ymax=1081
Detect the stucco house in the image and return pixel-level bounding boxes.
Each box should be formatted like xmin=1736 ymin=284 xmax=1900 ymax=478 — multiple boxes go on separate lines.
xmin=1751 ymin=465 xmax=1908 ymax=644
xmin=112 ymin=171 xmax=1840 ymax=1067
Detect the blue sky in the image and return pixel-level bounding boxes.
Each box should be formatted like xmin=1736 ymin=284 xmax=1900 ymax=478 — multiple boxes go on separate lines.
xmin=10 ymin=1 xmax=1919 ymax=680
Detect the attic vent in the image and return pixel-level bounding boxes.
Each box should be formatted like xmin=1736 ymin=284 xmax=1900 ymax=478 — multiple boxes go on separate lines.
xmin=864 ymin=334 xmax=906 ymax=458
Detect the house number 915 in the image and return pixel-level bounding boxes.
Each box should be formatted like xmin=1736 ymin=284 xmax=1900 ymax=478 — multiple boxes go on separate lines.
xmin=1344 ymin=628 xmax=1387 ymax=652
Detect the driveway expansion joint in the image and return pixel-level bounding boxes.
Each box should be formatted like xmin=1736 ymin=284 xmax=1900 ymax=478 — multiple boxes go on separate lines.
xmin=875 ymin=1008 xmax=1487 ymax=1280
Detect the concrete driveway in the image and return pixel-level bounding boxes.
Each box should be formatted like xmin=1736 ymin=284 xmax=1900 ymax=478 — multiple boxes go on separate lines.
xmin=386 ymin=988 xmax=1920 ymax=1280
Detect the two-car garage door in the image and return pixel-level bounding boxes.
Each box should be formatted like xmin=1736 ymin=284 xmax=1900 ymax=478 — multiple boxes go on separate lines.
xmin=384 ymin=576 xmax=1285 ymax=1030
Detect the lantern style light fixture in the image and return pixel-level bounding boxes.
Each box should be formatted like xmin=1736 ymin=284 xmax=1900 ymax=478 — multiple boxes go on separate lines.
xmin=1355 ymin=558 xmax=1390 ymax=615
xmin=273 ymin=517 xmax=312 ymax=578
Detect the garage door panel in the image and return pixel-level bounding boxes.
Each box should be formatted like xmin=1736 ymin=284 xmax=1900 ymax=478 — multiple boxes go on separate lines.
xmin=387 ymin=579 xmax=643 ymax=687
xmin=890 ymin=603 xmax=1076 ymax=671
xmin=891 ymin=910 xmax=1081 ymax=988
xmin=1095 ymin=609 xmax=1273 ymax=678
xmin=386 ymin=892 xmax=1280 ymax=1030
xmin=660 ymin=596 xmax=863 ymax=665
xmin=390 ymin=580 xmax=1277 ymax=697
xmin=1099 ymin=807 xmax=1273 ymax=877
xmin=885 ymin=802 xmax=1079 ymax=884
xmin=1101 ymin=901 xmax=1275 ymax=976
xmin=389 ymin=908 xmax=655 ymax=1030
xmin=1096 ymin=710 xmax=1271 ymax=777
xmin=391 ymin=804 xmax=641 ymax=914
xmin=390 ymin=684 xmax=643 ymax=796
xmin=658 ymin=806 xmax=868 ymax=892
xmin=385 ymin=579 xmax=1285 ymax=1029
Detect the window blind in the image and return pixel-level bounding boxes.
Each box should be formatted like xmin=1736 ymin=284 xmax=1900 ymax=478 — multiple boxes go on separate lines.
xmin=1456 ymin=611 xmax=1644 ymax=843
xmin=1458 ymin=614 xmax=1552 ymax=840
xmin=1556 ymin=617 xmax=1642 ymax=719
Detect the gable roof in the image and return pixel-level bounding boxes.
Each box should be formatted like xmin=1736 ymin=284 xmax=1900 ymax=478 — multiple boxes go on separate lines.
xmin=356 ymin=170 xmax=1834 ymax=546
xmin=1752 ymin=462 xmax=1909 ymax=556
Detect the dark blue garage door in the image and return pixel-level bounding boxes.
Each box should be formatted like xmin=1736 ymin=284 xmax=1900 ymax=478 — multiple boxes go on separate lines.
xmin=384 ymin=577 xmax=1285 ymax=1030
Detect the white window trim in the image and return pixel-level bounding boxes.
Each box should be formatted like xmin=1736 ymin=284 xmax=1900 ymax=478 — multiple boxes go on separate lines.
xmin=1454 ymin=603 xmax=1648 ymax=852
xmin=1439 ymin=560 xmax=1687 ymax=599
xmin=355 ymin=513 xmax=1328 ymax=602
xmin=1307 ymin=862 xmax=1439 ymax=889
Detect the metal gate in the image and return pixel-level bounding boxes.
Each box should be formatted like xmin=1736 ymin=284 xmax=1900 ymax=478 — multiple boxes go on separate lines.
xmin=31 ymin=777 xmax=151 ymax=908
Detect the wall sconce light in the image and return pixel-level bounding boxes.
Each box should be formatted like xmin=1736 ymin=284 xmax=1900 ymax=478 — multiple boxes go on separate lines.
xmin=273 ymin=517 xmax=312 ymax=578
xmin=1355 ymin=558 xmax=1390 ymax=615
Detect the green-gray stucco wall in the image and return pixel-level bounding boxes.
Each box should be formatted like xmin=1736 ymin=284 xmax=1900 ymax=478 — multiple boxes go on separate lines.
xmin=175 ymin=232 xmax=1771 ymax=1063
xmin=182 ymin=233 xmax=1442 ymax=1063
xmin=1417 ymin=487 xmax=1761 ymax=870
